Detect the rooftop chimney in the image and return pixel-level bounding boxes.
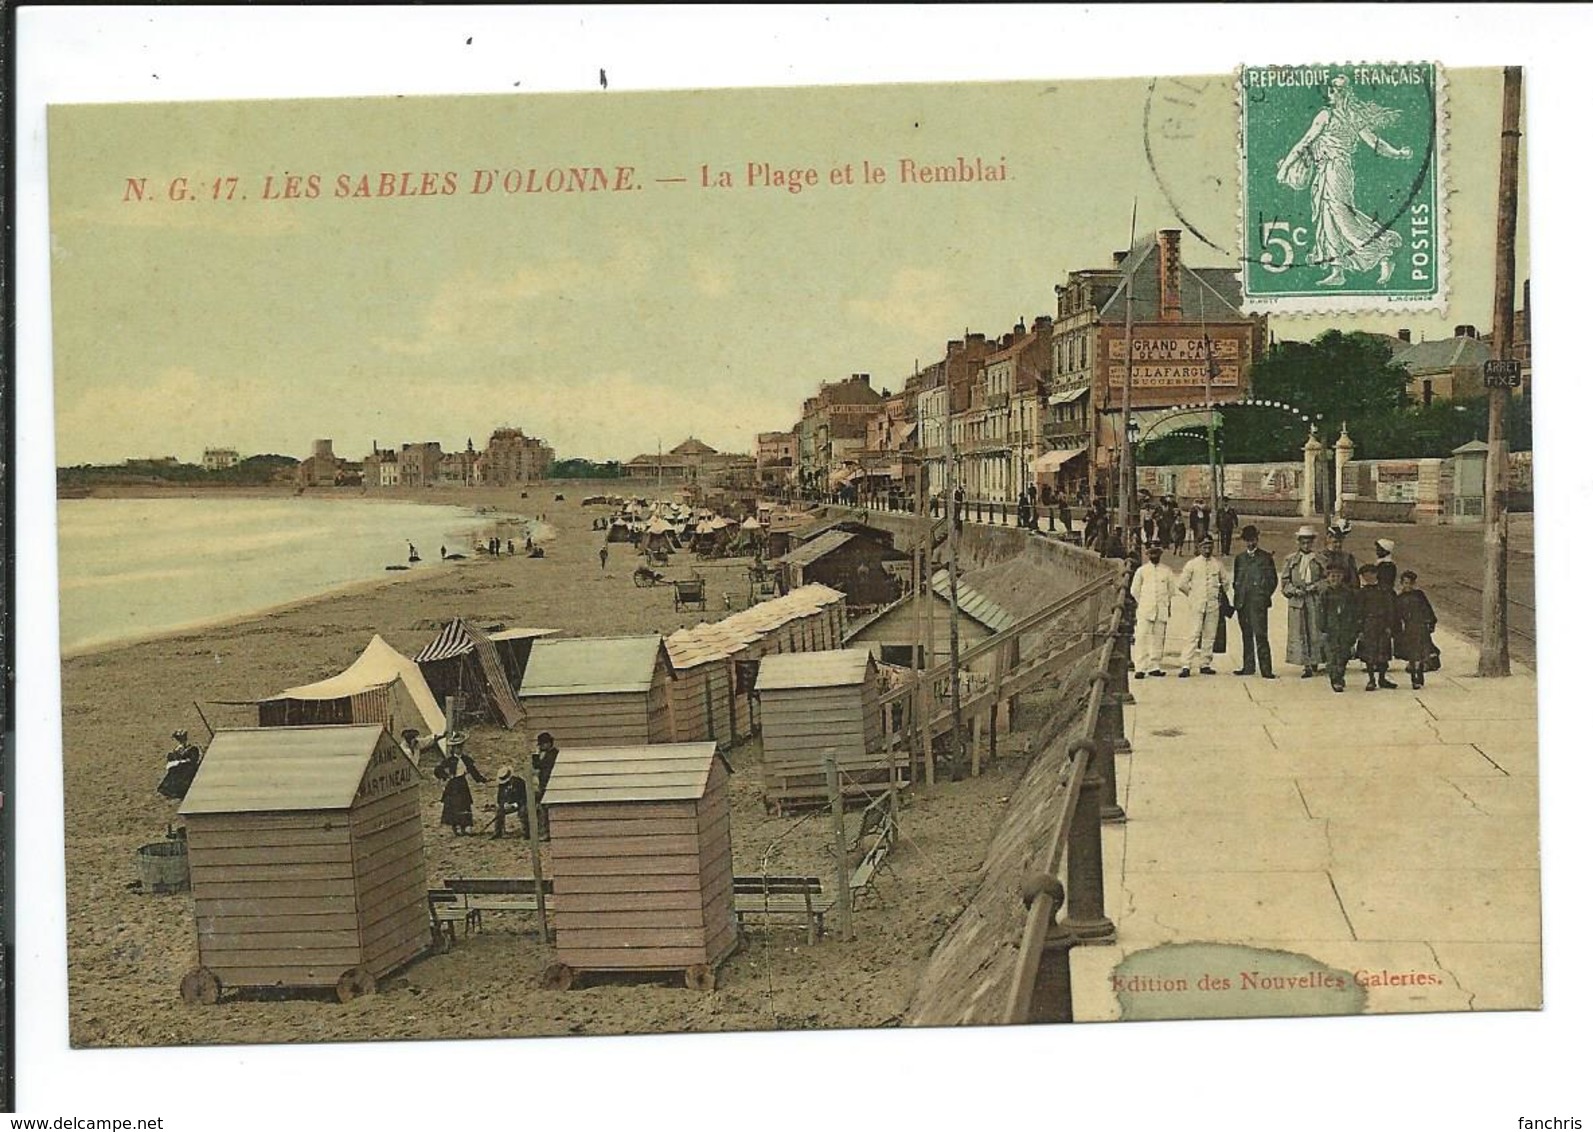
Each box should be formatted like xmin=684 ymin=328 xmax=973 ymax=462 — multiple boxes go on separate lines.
xmin=1157 ymin=229 xmax=1183 ymax=321
xmin=1455 ymin=324 xmax=1477 ymax=339
xmin=1112 ymin=250 xmax=1129 ymax=268
xmin=1397 ymin=328 xmax=1412 ymax=343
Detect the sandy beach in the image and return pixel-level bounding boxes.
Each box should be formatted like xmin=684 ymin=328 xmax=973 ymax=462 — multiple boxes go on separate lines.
xmin=58 ymin=481 xmax=1077 ymax=1047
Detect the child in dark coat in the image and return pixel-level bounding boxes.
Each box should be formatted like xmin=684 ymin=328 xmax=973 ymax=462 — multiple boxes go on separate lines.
xmin=1356 ymin=562 xmax=1398 ymax=691
xmin=1392 ymin=569 xmax=1438 ymax=689
xmin=1320 ymin=562 xmax=1360 ymax=694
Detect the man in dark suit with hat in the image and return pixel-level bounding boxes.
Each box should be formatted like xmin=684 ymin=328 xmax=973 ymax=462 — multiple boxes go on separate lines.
xmin=1231 ymin=524 xmax=1279 ymax=678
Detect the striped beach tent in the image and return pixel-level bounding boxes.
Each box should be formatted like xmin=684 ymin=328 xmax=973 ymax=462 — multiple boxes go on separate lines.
xmin=413 ymin=618 xmax=524 ymax=729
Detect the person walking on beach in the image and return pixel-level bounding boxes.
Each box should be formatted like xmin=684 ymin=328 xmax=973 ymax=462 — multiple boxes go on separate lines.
xmin=440 ymin=544 xmax=447 ymax=560
xmin=599 ymin=545 xmax=610 ymax=571
xmin=1282 ymin=526 xmax=1326 ymax=677
xmin=1231 ymin=524 xmax=1278 ymax=678
xmin=1130 ymin=541 xmax=1177 ymax=678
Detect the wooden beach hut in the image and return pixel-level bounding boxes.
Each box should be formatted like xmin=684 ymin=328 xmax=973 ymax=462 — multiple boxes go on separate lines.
xmin=176 ymin=725 xmax=429 ymax=1004
xmin=541 ymin=741 xmax=736 ymax=989
xmin=664 ymin=627 xmax=734 ymax=746
xmin=518 ymin=635 xmax=675 ymax=747
xmin=486 ymin=626 xmax=561 ymax=692
xmin=756 ymin=649 xmax=900 ymax=810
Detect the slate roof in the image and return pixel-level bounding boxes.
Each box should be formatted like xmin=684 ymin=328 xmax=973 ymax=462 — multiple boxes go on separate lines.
xmin=931 ymin=569 xmax=1017 ymax=632
xmin=1390 ymin=336 xmax=1492 ymax=374
xmin=1096 ymin=238 xmax=1246 ymax=325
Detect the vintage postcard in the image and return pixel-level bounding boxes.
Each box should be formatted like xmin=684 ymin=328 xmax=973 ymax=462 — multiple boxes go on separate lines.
xmin=19 ymin=11 xmax=1566 ymax=1122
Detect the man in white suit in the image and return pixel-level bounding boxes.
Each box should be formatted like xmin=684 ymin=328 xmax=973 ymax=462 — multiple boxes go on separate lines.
xmin=1178 ymin=534 xmax=1231 ymax=677
xmin=1130 ymin=540 xmax=1178 ymax=678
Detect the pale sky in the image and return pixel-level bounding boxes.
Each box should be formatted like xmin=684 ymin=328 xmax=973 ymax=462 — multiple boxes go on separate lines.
xmin=46 ymin=67 xmax=1527 ymax=466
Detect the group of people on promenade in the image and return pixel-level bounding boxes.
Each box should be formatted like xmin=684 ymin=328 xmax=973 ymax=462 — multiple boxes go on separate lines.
xmin=1130 ymin=519 xmax=1439 ymax=693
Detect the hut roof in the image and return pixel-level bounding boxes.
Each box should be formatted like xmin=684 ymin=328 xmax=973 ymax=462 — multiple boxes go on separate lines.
xmin=487 ymin=627 xmax=561 ymax=643
xmin=261 ymin=634 xmax=447 ymax=736
xmin=779 ymin=529 xmax=855 ymax=569
xmin=520 ymin=635 xmax=668 ymax=696
xmin=664 ymin=626 xmax=729 ymax=669
xmin=542 ymin=741 xmax=724 ymax=805
xmin=179 ymin=725 xmax=392 ymax=815
xmin=930 ymin=570 xmax=1017 ymax=632
xmin=756 ymin=648 xmax=873 ymax=691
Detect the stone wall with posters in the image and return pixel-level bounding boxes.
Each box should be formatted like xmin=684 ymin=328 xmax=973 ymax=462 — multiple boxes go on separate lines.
xmin=1139 ymin=451 xmax=1533 ymax=523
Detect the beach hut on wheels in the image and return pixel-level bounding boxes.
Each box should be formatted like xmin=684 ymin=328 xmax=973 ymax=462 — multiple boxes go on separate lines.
xmin=664 ymin=627 xmax=734 ymax=746
xmin=540 ymin=742 xmax=736 ymax=990
xmin=518 ymin=635 xmax=674 ymax=747
xmin=413 ymin=618 xmax=524 ymax=729
xmin=176 ymin=725 xmax=430 ymax=1005
xmin=755 ymin=649 xmax=900 ymax=812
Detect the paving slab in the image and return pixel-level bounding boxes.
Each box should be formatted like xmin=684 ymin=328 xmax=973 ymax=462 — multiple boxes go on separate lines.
xmin=1075 ymin=580 xmax=1541 ymax=1020
xmin=1329 ymin=867 xmax=1541 ymax=943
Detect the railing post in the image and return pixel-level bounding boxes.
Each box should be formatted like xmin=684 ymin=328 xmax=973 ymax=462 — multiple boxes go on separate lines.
xmin=1021 ymin=874 xmax=1074 ymax=1023
xmin=1000 ymin=501 xmax=1008 ymax=525
xmin=1048 ymin=506 xmax=1057 ymax=533
xmin=1059 ymin=738 xmax=1116 ymax=943
xmin=1091 ymin=670 xmax=1127 ymax=824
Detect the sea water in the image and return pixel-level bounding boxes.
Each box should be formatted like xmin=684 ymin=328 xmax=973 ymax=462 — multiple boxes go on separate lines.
xmin=56 ymin=496 xmax=543 ymax=653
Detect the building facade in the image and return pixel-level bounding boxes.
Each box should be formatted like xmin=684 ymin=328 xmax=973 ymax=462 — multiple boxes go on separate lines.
xmin=202 ymin=447 xmax=240 ymax=472
xmin=479 ymin=427 xmax=553 ymax=486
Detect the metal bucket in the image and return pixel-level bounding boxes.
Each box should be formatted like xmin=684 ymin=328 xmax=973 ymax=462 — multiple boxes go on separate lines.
xmin=135 ymin=840 xmax=190 ymax=894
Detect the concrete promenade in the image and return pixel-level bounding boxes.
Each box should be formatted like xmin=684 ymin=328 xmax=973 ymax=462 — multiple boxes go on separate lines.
xmin=1070 ymin=575 xmax=1541 ymax=1019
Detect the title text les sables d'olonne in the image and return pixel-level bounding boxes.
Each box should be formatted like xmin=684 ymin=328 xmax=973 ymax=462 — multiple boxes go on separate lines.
xmin=120 ymin=156 xmax=1011 ymax=205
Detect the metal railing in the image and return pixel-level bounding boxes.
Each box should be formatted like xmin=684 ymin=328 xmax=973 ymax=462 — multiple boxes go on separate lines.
xmin=1003 ymin=560 xmax=1135 ymax=1023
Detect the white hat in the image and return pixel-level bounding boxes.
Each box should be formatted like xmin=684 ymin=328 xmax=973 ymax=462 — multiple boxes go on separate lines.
xmin=498 ymin=766 xmax=513 ymax=783
xmin=1295 ymin=526 xmax=1317 ymax=539
xmin=1375 ymin=538 xmax=1395 ymax=554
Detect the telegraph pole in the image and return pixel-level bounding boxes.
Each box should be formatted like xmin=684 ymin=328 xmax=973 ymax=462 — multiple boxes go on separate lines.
xmin=1118 ymin=201 xmax=1139 ymax=550
xmin=1478 ymin=66 xmax=1521 ymax=677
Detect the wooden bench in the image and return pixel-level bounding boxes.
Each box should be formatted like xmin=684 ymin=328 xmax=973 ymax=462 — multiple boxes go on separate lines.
xmin=427 ymin=888 xmax=482 ymax=952
xmin=846 ymin=794 xmax=900 ymax=907
xmin=732 ymin=875 xmax=833 ymax=944
xmin=441 ymin=877 xmax=554 ymax=938
xmin=672 ymin=577 xmax=708 ymax=612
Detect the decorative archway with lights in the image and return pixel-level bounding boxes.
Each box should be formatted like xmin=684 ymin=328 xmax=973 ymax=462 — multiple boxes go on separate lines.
xmin=1132 ymin=397 xmax=1325 ymax=444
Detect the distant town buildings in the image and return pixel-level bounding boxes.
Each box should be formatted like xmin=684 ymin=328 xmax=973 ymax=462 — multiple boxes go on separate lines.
xmin=296 ymin=439 xmax=343 ymax=488
xmin=479 ymin=427 xmax=553 ymax=486
xmin=623 ymin=437 xmax=754 ymax=488
xmin=202 ymin=447 xmax=240 ymax=472
xmin=760 ymin=226 xmax=1271 ymax=507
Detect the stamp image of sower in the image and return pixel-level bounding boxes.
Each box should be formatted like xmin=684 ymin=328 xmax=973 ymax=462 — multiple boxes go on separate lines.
xmin=1239 ymin=63 xmax=1444 ymax=312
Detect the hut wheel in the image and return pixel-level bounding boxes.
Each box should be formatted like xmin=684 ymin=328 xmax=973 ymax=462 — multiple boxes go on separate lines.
xmin=541 ymin=963 xmax=576 ymax=991
xmin=684 ymin=964 xmax=717 ymax=992
xmin=335 ymin=967 xmax=378 ymax=1004
xmin=179 ymin=966 xmax=222 ymax=1006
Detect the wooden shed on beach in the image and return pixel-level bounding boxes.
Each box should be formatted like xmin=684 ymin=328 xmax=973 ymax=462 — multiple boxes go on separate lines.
xmin=756 ymin=649 xmax=900 ymax=810
xmin=541 ymin=742 xmax=736 ymax=989
xmin=518 ymin=635 xmax=675 ymax=747
xmin=176 ymin=725 xmax=429 ymax=1004
xmin=664 ymin=627 xmax=734 ymax=746
xmin=486 ymin=626 xmax=561 ymax=692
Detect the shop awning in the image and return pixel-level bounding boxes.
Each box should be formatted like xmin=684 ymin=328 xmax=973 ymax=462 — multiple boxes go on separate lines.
xmin=1033 ymin=447 xmax=1087 ymax=474
xmin=1050 ymin=386 xmax=1090 ymax=405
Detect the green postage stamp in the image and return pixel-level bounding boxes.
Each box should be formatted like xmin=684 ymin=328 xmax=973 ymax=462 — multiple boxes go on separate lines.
xmin=1239 ymin=63 xmax=1444 ymax=312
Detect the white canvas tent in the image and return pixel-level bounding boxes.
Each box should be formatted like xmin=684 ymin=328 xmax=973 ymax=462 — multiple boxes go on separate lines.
xmin=254 ymin=635 xmax=447 ymax=739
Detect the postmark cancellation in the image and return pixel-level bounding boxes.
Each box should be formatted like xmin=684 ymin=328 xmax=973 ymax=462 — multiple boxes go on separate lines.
xmin=1239 ymin=63 xmax=1445 ymax=313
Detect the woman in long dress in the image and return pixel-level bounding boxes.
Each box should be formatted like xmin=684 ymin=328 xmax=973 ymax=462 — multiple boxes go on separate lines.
xmin=1281 ymin=528 xmax=1327 ymax=676
xmin=1277 ymin=75 xmax=1414 ymax=287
